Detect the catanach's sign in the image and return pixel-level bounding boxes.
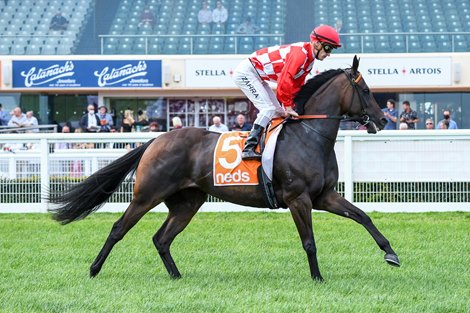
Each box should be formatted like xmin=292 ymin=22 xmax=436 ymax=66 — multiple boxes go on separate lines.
xmin=12 ymin=60 xmax=162 ymax=88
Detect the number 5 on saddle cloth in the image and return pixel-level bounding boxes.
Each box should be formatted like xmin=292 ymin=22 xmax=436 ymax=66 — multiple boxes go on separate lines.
xmin=212 ymin=118 xmax=285 ymax=209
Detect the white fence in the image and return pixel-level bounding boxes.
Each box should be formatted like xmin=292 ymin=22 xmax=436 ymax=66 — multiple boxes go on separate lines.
xmin=0 ymin=130 xmax=469 ymax=213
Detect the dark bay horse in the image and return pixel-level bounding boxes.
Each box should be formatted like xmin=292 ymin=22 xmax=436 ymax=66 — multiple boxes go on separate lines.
xmin=50 ymin=56 xmax=400 ymax=281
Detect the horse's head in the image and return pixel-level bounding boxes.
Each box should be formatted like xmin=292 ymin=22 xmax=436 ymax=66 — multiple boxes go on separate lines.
xmin=294 ymin=56 xmax=386 ymax=134
xmin=341 ymin=56 xmax=387 ymax=133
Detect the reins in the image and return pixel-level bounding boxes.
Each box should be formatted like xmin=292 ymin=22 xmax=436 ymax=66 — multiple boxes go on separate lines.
xmin=294 ymin=114 xmax=348 ymax=120
xmin=269 ymin=69 xmax=370 ymax=137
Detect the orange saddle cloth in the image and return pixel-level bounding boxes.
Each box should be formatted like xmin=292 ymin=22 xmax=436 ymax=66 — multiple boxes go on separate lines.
xmin=213 ymin=118 xmax=283 ymax=186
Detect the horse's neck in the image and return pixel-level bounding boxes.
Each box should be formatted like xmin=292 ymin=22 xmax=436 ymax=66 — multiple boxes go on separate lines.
xmin=298 ymin=85 xmax=346 ymax=146
xmin=305 ymin=82 xmax=345 ymax=116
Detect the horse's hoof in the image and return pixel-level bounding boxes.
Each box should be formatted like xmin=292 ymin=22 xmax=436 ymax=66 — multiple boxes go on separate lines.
xmin=312 ymin=275 xmax=324 ymax=283
xmin=384 ymin=253 xmax=401 ymax=267
xmin=169 ymin=273 xmax=182 ymax=280
xmin=90 ymin=265 xmax=101 ymax=278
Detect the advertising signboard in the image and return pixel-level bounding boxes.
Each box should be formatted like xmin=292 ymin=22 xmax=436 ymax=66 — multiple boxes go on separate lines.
xmin=12 ymin=60 xmax=162 ymax=88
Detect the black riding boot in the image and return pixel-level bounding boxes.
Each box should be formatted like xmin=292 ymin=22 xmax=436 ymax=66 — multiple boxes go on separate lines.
xmin=242 ymin=124 xmax=264 ymax=160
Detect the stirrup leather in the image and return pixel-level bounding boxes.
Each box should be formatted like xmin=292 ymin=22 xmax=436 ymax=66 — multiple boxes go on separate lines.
xmin=242 ymin=149 xmax=261 ymax=160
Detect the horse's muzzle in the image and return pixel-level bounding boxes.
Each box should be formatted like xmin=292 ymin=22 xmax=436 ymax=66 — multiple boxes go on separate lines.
xmin=379 ymin=118 xmax=388 ymax=128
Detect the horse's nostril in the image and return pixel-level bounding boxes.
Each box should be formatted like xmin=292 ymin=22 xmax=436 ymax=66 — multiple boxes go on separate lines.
xmin=380 ymin=118 xmax=387 ymax=125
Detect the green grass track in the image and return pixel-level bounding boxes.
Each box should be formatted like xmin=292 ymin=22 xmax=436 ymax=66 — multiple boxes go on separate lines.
xmin=1 ymin=212 xmax=469 ymax=312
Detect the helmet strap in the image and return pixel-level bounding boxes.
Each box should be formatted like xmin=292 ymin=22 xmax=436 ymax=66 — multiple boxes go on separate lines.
xmin=312 ymin=41 xmax=322 ymax=59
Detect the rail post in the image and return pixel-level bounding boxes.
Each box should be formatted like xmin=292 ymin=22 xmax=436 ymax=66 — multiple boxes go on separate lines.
xmin=40 ymin=138 xmax=49 ymax=213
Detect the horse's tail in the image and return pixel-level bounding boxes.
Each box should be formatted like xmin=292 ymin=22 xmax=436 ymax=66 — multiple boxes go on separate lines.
xmin=48 ymin=138 xmax=156 ymax=224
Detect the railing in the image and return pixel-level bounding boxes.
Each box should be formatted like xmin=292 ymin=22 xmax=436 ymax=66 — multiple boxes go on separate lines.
xmin=0 ymin=35 xmax=67 ymax=55
xmin=0 ymin=130 xmax=469 ymax=213
xmin=98 ymin=33 xmax=284 ymax=55
xmin=0 ymin=125 xmax=58 ymax=133
xmin=339 ymin=31 xmax=470 ymax=53
xmin=99 ymin=32 xmax=470 ymax=55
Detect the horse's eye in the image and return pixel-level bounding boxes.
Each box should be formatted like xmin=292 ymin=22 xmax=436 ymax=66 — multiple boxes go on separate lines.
xmin=363 ymin=88 xmax=370 ymax=94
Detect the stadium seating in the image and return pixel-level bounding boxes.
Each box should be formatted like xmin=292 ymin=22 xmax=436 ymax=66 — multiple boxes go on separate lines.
xmin=0 ymin=0 xmax=93 ymax=55
xmin=3 ymin=0 xmax=468 ymax=55
xmin=106 ymin=0 xmax=287 ymax=55
xmin=330 ymin=0 xmax=470 ymax=53
xmin=103 ymin=0 xmax=468 ymax=54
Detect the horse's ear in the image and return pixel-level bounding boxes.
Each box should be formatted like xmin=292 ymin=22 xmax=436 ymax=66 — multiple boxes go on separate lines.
xmin=352 ymin=55 xmax=360 ymax=73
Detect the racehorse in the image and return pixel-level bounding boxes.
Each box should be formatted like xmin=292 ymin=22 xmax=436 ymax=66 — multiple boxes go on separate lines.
xmin=49 ymin=56 xmax=400 ymax=281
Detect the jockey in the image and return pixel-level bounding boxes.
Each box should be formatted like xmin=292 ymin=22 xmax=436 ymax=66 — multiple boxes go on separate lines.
xmin=233 ymin=25 xmax=341 ymax=159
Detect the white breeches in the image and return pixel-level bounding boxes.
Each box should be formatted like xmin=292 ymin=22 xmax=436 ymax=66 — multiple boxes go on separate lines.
xmin=232 ymin=59 xmax=284 ymax=128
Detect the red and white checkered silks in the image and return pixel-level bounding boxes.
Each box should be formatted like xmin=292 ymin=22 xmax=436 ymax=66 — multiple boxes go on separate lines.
xmin=249 ymin=42 xmax=315 ymax=108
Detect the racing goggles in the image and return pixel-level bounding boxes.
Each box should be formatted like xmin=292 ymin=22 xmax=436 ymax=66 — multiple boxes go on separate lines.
xmin=321 ymin=43 xmax=337 ymax=53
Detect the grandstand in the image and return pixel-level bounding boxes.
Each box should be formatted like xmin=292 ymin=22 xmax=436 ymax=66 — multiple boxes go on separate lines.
xmin=102 ymin=0 xmax=285 ymax=55
xmin=103 ymin=0 xmax=470 ymax=54
xmin=320 ymin=0 xmax=470 ymax=53
xmin=0 ymin=0 xmax=94 ymax=55
xmin=0 ymin=0 xmax=469 ymax=55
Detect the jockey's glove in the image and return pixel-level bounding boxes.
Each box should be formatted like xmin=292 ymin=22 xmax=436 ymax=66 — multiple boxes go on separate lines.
xmin=285 ymin=106 xmax=299 ymax=117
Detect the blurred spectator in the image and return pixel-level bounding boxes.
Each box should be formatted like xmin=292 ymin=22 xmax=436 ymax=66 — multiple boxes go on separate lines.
xmin=134 ymin=110 xmax=149 ymax=132
xmin=139 ymin=7 xmax=155 ymax=28
xmin=49 ymin=11 xmax=69 ymax=31
xmin=425 ymin=118 xmax=434 ymax=129
xmin=382 ymin=99 xmax=398 ymax=130
xmin=121 ymin=109 xmax=135 ymax=133
xmin=399 ymin=122 xmax=409 ymax=130
xmin=209 ymin=116 xmax=228 ymax=133
xmin=436 ymin=109 xmax=458 ymax=129
xmin=198 ymin=1 xmax=212 ymax=25
xmin=339 ymin=120 xmax=357 ymax=130
xmin=439 ymin=119 xmax=450 ymax=129
xmin=25 ymin=111 xmax=39 ymax=132
xmin=236 ymin=17 xmax=259 ymax=34
xmin=79 ymin=104 xmax=101 ymax=132
xmin=120 ymin=110 xmax=135 ymax=150
xmin=0 ymin=103 xmax=10 ymax=126
xmin=149 ymin=121 xmax=159 ymax=132
xmin=212 ymin=1 xmax=228 ymax=25
xmin=172 ymin=116 xmax=183 ymax=129
xmin=54 ymin=126 xmax=71 ymax=150
xmin=71 ymin=128 xmax=85 ymax=177
xmin=334 ymin=19 xmax=343 ymax=33
xmin=97 ymin=106 xmax=113 ymax=132
xmin=54 ymin=126 xmax=71 ymax=174
xmin=231 ymin=113 xmax=251 ymax=131
xmin=3 ymin=142 xmax=25 ymax=152
xmin=399 ymin=100 xmax=419 ymax=129
xmin=8 ymin=107 xmax=27 ymax=127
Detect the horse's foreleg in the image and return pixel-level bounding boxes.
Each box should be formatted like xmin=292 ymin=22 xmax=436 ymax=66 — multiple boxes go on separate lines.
xmin=153 ymin=188 xmax=207 ymax=278
xmin=89 ymin=197 xmax=156 ymax=277
xmin=289 ymin=195 xmax=323 ymax=281
xmin=316 ymin=190 xmax=400 ymax=267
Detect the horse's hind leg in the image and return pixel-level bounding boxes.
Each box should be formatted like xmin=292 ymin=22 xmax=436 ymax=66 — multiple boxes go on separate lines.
xmin=153 ymin=188 xmax=207 ymax=278
xmin=316 ymin=190 xmax=400 ymax=267
xmin=89 ymin=197 xmax=158 ymax=277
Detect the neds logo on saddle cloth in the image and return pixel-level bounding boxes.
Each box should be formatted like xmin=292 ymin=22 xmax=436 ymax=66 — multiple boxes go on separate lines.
xmin=213 ymin=132 xmax=259 ymax=186
xmin=213 ymin=119 xmax=283 ymax=186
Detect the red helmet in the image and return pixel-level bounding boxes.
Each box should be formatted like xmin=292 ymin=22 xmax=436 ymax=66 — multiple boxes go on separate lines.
xmin=310 ymin=25 xmax=342 ymax=48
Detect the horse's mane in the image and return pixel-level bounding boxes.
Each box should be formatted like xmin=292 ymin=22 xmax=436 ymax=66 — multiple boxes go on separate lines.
xmin=294 ymin=69 xmax=343 ymax=114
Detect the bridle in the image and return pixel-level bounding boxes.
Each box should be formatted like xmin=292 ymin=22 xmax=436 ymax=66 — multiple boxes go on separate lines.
xmin=276 ymin=69 xmax=374 ymax=142
xmin=296 ymin=69 xmax=371 ymax=126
